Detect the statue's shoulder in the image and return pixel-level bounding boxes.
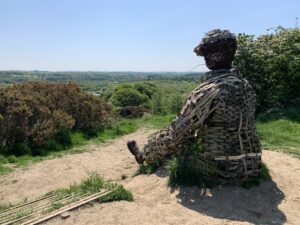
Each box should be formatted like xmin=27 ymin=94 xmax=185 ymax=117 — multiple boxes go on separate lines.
xmin=196 ymin=68 xmax=242 ymax=91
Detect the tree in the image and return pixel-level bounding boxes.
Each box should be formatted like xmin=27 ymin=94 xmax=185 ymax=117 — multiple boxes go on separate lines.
xmin=234 ymin=27 xmax=300 ymax=113
xmin=110 ymin=87 xmax=149 ymax=107
xmin=133 ymin=82 xmax=157 ymax=99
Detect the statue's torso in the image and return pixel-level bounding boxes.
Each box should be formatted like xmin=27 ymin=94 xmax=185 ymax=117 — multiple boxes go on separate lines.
xmin=201 ymin=70 xmax=261 ymax=158
xmin=181 ymin=68 xmax=262 ymax=179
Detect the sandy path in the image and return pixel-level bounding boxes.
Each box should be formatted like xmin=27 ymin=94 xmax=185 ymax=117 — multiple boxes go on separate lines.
xmin=0 ymin=128 xmax=155 ymax=203
xmin=1 ymin=129 xmax=300 ymax=225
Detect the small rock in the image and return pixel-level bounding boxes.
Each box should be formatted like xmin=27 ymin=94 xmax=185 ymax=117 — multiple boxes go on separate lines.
xmin=60 ymin=212 xmax=70 ymax=219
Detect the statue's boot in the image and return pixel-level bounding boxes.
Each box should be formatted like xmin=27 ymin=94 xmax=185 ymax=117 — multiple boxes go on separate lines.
xmin=127 ymin=140 xmax=144 ymax=164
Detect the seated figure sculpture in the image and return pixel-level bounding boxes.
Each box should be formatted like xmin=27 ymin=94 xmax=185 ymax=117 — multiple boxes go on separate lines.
xmin=127 ymin=29 xmax=262 ymax=181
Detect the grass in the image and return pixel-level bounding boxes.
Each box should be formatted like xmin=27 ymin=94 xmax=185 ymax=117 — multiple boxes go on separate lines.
xmin=135 ymin=161 xmax=162 ymax=175
xmin=256 ymin=107 xmax=300 ymax=158
xmin=166 ymin=157 xmax=216 ymax=188
xmin=0 ymin=203 xmax=13 ymax=211
xmin=0 ymin=165 xmax=13 ymax=174
xmin=47 ymin=172 xmax=107 ymax=197
xmin=46 ymin=172 xmax=133 ymax=201
xmin=45 ymin=173 xmax=133 ymax=211
xmin=45 ymin=202 xmax=65 ymax=213
xmin=99 ymin=185 xmax=133 ymax=203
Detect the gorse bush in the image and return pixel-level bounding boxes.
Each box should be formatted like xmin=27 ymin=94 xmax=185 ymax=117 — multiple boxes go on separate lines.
xmin=0 ymin=81 xmax=111 ymax=156
xmin=234 ymin=27 xmax=300 ymax=113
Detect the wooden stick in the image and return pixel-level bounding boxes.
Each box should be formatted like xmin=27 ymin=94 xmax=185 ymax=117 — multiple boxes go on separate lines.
xmin=0 ymin=194 xmax=54 ymax=215
xmin=22 ymin=189 xmax=111 ymax=225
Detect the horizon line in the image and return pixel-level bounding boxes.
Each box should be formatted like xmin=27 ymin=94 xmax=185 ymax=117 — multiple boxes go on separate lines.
xmin=0 ymin=69 xmax=207 ymax=73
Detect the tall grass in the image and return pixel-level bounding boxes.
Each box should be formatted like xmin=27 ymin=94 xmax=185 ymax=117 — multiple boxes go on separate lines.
xmin=256 ymin=107 xmax=300 ymax=158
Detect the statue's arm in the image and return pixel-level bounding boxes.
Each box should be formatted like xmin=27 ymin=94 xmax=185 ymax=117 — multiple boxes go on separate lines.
xmin=141 ymin=86 xmax=221 ymax=163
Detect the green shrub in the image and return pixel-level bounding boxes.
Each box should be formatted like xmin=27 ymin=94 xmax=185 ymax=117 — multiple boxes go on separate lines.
xmin=7 ymin=155 xmax=17 ymax=163
xmin=70 ymin=132 xmax=86 ymax=146
xmin=54 ymin=131 xmax=72 ymax=148
xmin=100 ymin=185 xmax=133 ymax=203
xmin=119 ymin=106 xmax=146 ymax=118
xmin=133 ymin=82 xmax=157 ymax=99
xmin=44 ymin=140 xmax=63 ymax=152
xmin=111 ymin=87 xmax=149 ymax=107
xmin=10 ymin=143 xmax=31 ymax=156
xmin=0 ymin=155 xmax=7 ymax=164
xmin=0 ymin=81 xmax=111 ymax=156
xmin=84 ymin=129 xmax=99 ymax=139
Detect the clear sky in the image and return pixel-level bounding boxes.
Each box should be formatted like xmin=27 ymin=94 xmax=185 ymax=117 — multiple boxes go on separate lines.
xmin=0 ymin=0 xmax=299 ymax=72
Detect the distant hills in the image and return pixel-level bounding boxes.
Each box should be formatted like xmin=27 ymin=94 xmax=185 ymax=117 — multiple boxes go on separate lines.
xmin=0 ymin=71 xmax=204 ymax=84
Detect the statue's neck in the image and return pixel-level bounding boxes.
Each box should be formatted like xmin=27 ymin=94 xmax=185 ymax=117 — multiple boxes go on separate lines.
xmin=204 ymin=68 xmax=238 ymax=80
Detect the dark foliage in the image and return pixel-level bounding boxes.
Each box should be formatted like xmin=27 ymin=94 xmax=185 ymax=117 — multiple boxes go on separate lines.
xmin=0 ymin=81 xmax=111 ymax=156
xmin=119 ymin=106 xmax=146 ymax=118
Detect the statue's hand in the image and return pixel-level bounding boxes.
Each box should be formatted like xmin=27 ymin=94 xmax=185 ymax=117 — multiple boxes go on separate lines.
xmin=127 ymin=140 xmax=144 ymax=164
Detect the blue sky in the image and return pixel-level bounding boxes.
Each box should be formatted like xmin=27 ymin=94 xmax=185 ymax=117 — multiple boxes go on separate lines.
xmin=0 ymin=0 xmax=299 ymax=72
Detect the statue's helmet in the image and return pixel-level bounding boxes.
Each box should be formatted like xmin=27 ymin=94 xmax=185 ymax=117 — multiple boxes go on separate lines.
xmin=194 ymin=29 xmax=237 ymax=70
xmin=194 ymin=29 xmax=237 ymax=56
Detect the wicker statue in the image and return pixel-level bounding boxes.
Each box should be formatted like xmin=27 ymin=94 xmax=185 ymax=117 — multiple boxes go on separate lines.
xmin=127 ymin=29 xmax=262 ymax=181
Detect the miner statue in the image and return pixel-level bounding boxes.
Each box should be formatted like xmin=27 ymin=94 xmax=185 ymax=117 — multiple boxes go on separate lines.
xmin=127 ymin=29 xmax=262 ymax=182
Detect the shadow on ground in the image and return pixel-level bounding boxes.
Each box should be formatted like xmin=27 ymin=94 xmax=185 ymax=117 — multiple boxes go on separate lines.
xmin=174 ymin=179 xmax=286 ymax=225
xmin=153 ymin=167 xmax=286 ymax=225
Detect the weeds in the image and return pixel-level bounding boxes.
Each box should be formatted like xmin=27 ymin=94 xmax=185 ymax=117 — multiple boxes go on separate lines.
xmin=0 ymin=165 xmax=13 ymax=174
xmin=44 ymin=202 xmax=65 ymax=213
xmin=47 ymin=172 xmax=106 ymax=197
xmin=45 ymin=173 xmax=133 ymax=203
xmin=0 ymin=202 xmax=13 ymax=211
xmin=0 ymin=155 xmax=7 ymax=164
xmin=166 ymin=157 xmax=215 ymax=188
xmin=135 ymin=161 xmax=161 ymax=175
xmin=166 ymin=155 xmax=271 ymax=189
xmin=241 ymin=163 xmax=272 ymax=189
xmin=99 ymin=185 xmax=133 ymax=203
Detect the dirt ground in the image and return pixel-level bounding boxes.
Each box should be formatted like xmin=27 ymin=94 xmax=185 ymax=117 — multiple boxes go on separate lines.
xmin=0 ymin=129 xmax=299 ymax=225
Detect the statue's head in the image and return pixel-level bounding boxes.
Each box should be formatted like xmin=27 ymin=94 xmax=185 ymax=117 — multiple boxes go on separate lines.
xmin=194 ymin=29 xmax=237 ymax=70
